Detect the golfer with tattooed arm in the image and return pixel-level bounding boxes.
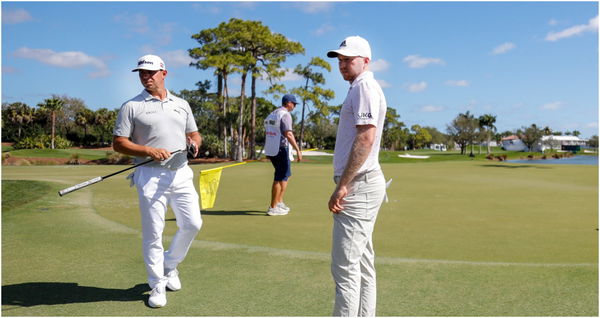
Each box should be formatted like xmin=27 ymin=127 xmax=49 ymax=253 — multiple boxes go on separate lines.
xmin=326 ymin=36 xmax=387 ymax=317
xmin=113 ymin=54 xmax=202 ymax=308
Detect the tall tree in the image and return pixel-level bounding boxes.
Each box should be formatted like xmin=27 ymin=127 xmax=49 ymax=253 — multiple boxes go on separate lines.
xmin=230 ymin=18 xmax=304 ymax=159
xmin=190 ymin=18 xmax=304 ymax=160
xmin=75 ymin=108 xmax=95 ymax=144
xmin=292 ymin=57 xmax=334 ymax=151
xmin=190 ymin=25 xmax=238 ymax=158
xmin=409 ymin=125 xmax=432 ymax=149
xmin=382 ymin=107 xmax=407 ymax=150
xmin=478 ymin=114 xmax=497 ymax=154
xmin=3 ymin=102 xmax=35 ymax=140
xmin=38 ymin=97 xmax=64 ymax=149
xmin=521 ymin=124 xmax=544 ymax=152
xmin=447 ymin=111 xmax=478 ymax=155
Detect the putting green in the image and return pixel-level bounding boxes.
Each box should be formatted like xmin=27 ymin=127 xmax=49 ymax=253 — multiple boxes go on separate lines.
xmin=2 ymin=161 xmax=597 ymax=316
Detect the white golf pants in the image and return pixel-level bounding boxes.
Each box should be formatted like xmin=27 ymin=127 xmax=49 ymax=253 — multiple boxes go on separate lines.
xmin=332 ymin=170 xmax=386 ymax=317
xmin=134 ymin=165 xmax=202 ymax=289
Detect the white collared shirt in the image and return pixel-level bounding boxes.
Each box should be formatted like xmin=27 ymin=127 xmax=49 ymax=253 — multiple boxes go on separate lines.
xmin=114 ymin=89 xmax=198 ymax=164
xmin=333 ymin=71 xmax=387 ymax=176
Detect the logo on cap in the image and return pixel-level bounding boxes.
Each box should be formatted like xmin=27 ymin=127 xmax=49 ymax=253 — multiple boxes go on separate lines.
xmin=138 ymin=60 xmax=154 ymax=66
xmin=340 ymin=40 xmax=347 ymax=47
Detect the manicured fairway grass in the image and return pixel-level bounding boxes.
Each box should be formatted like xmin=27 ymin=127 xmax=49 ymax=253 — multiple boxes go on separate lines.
xmin=5 ymin=148 xmax=109 ymax=160
xmin=2 ymin=160 xmax=598 ymax=316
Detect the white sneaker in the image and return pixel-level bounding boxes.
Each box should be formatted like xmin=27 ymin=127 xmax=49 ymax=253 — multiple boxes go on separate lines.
xmin=267 ymin=206 xmax=288 ymax=216
xmin=277 ymin=202 xmax=291 ymax=212
xmin=148 ymin=285 xmax=167 ymax=308
xmin=165 ymin=268 xmax=181 ymax=291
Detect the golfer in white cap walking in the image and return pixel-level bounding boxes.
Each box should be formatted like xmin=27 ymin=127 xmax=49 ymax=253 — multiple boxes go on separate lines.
xmin=113 ymin=54 xmax=203 ymax=308
xmin=326 ymin=36 xmax=387 ymax=317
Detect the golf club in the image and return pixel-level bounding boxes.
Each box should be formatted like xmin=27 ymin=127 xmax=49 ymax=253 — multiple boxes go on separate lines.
xmin=58 ymin=149 xmax=184 ymax=197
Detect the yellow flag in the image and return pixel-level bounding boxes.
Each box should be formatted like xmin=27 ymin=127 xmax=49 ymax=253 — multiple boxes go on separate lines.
xmin=199 ymin=162 xmax=248 ymax=209
xmin=199 ymin=167 xmax=223 ymax=209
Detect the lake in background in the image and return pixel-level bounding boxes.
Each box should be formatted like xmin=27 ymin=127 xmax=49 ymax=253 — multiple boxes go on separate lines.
xmin=506 ymin=155 xmax=598 ymax=165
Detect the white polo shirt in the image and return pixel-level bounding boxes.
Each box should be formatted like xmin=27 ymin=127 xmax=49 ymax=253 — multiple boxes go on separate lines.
xmin=333 ymin=71 xmax=387 ymax=176
xmin=114 ymin=89 xmax=198 ymax=165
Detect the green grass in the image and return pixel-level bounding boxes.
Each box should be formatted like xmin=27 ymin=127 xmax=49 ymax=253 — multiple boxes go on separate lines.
xmin=5 ymin=148 xmax=110 ymax=160
xmin=2 ymin=161 xmax=597 ymax=316
xmin=2 ymin=145 xmax=14 ymax=152
xmin=1 ymin=180 xmax=52 ymax=211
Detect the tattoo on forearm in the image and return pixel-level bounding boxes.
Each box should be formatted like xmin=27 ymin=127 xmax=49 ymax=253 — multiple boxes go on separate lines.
xmin=339 ymin=137 xmax=371 ymax=186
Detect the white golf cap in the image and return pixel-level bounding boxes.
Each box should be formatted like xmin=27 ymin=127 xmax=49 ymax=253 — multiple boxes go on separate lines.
xmin=327 ymin=35 xmax=372 ymax=59
xmin=132 ymin=54 xmax=166 ymax=72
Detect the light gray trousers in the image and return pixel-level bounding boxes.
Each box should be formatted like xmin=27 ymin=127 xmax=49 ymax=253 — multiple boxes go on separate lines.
xmin=134 ymin=165 xmax=203 ymax=289
xmin=332 ymin=170 xmax=386 ymax=317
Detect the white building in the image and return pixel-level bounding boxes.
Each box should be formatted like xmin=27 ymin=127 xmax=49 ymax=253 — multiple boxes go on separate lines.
xmin=429 ymin=143 xmax=447 ymax=151
xmin=534 ymin=135 xmax=587 ymax=152
xmin=501 ymin=135 xmax=528 ymax=151
xmin=501 ymin=135 xmax=587 ymax=152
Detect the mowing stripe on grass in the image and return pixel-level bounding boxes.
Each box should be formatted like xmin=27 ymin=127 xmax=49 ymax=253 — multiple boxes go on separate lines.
xmin=67 ymin=185 xmax=597 ymax=269
xmin=31 ymin=169 xmax=595 ymax=271
xmin=190 ymin=239 xmax=597 ymax=268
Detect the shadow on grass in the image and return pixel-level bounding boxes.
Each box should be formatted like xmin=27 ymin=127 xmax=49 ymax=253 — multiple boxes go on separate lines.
xmin=201 ymin=210 xmax=267 ymax=216
xmin=165 ymin=210 xmax=266 ymax=220
xmin=2 ymin=282 xmax=149 ymax=309
xmin=480 ymin=164 xmax=553 ymax=169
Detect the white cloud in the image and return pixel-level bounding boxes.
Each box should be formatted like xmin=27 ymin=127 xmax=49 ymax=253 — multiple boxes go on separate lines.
xmin=585 ymin=122 xmax=598 ymax=129
xmin=114 ymin=13 xmax=150 ymax=34
xmin=2 ymin=8 xmax=33 ymax=24
xmin=13 ymin=47 xmax=109 ymax=78
xmin=294 ymin=2 xmax=333 ymax=14
xmin=403 ymin=55 xmax=445 ymax=68
xmin=314 ymin=24 xmax=334 ymax=36
xmin=491 ymin=42 xmax=516 ymax=55
xmin=540 ymin=101 xmax=562 ymax=110
xmin=546 ymin=15 xmax=598 ymax=41
xmin=445 ymin=80 xmax=471 ymax=87
xmin=377 ymin=79 xmax=392 ymax=88
xmin=406 ymin=81 xmax=427 ymax=92
xmin=2 ymin=66 xmax=18 ymax=74
xmin=114 ymin=13 xmax=178 ymax=46
xmin=369 ymin=59 xmax=390 ymax=72
xmin=420 ymin=105 xmax=444 ymax=112
xmin=161 ymin=50 xmax=194 ymax=68
xmin=191 ymin=3 xmax=221 ymax=14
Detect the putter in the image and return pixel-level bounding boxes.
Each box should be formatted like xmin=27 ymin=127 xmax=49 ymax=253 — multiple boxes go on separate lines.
xmin=58 ymin=149 xmax=183 ymax=197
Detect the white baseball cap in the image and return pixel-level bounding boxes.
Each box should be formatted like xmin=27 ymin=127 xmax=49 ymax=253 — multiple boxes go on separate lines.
xmin=132 ymin=54 xmax=166 ymax=72
xmin=327 ymin=36 xmax=372 ymax=59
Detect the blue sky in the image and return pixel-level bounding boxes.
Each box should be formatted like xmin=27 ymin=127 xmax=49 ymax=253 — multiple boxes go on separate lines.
xmin=2 ymin=1 xmax=598 ymax=138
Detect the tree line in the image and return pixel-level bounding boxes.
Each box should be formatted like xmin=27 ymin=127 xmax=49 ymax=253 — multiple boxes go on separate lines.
xmin=2 ymin=18 xmax=596 ymax=158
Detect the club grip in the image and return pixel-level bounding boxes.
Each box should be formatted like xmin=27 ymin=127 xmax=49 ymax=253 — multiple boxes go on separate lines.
xmin=58 ymin=176 xmax=103 ymax=196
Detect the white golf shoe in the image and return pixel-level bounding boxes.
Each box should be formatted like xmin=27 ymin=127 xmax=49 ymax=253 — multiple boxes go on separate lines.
xmin=165 ymin=268 xmax=181 ymax=291
xmin=277 ymin=202 xmax=290 ymax=212
xmin=148 ymin=285 xmax=167 ymax=308
xmin=267 ymin=206 xmax=288 ymax=216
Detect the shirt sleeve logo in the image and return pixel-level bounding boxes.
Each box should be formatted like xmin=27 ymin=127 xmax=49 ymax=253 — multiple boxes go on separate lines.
xmin=358 ymin=112 xmax=373 ymax=119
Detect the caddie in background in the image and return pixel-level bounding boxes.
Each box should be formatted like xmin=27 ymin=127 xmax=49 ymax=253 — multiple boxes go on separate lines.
xmin=263 ymin=94 xmax=302 ymax=216
xmin=326 ymin=36 xmax=388 ymax=317
xmin=113 ymin=54 xmax=203 ymax=308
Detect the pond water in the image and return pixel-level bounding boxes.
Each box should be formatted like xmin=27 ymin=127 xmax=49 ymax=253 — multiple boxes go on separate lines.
xmin=506 ymin=155 xmax=598 ymax=165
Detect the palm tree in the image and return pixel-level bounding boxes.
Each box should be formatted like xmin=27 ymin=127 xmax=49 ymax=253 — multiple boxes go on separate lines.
xmin=478 ymin=114 xmax=497 ymax=154
xmin=75 ymin=108 xmax=95 ymax=145
xmin=292 ymin=57 xmax=334 ymax=151
xmin=4 ymin=102 xmax=35 ymax=140
xmin=39 ymin=98 xmax=64 ymax=149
